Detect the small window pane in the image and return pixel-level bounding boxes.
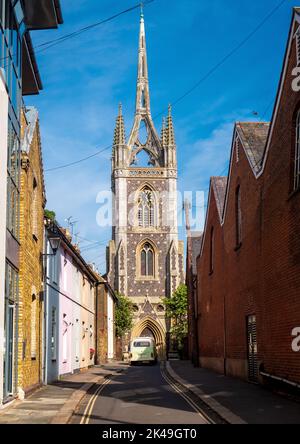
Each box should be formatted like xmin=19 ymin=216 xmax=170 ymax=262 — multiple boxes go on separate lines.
xmin=147 ymin=250 xmax=154 ymax=276
xmin=141 ymin=250 xmax=146 ymax=276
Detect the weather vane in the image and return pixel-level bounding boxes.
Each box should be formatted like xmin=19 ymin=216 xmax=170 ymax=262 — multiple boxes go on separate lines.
xmin=140 ymin=1 xmax=144 ymax=17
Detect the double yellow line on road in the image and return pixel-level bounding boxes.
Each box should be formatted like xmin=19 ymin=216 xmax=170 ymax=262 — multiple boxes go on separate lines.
xmin=80 ymin=378 xmax=112 ymax=425
xmin=160 ymin=365 xmax=214 ymax=424
xmin=80 ymin=366 xmax=214 ymax=425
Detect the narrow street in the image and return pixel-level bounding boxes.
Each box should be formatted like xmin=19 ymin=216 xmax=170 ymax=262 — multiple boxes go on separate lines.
xmin=71 ymin=364 xmax=210 ymax=425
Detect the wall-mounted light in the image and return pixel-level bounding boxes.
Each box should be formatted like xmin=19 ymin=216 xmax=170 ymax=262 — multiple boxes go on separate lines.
xmin=43 ymin=235 xmax=61 ymax=257
xmin=49 ymin=236 xmax=61 ymax=255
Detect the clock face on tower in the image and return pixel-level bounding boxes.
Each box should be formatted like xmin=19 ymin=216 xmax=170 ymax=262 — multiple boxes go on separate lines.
xmin=107 ymin=12 xmax=184 ymax=358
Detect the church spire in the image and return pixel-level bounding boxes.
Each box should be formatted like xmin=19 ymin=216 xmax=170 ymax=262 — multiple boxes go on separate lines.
xmin=113 ymin=102 xmax=126 ymax=146
xmin=135 ymin=7 xmax=150 ymax=115
xmin=128 ymin=10 xmax=162 ymax=154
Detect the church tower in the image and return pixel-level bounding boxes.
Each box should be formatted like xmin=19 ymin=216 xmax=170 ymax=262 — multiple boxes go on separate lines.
xmin=107 ymin=10 xmax=184 ymax=357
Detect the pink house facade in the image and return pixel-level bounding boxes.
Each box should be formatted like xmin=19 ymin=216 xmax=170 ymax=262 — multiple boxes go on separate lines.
xmin=44 ymin=221 xmax=97 ymax=383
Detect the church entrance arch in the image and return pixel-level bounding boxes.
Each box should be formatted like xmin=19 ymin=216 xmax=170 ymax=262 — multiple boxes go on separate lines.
xmin=131 ymin=317 xmax=166 ymax=360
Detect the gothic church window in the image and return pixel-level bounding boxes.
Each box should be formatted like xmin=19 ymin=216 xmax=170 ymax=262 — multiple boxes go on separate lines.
xmin=138 ymin=187 xmax=155 ymax=227
xmin=141 ymin=243 xmax=154 ymax=277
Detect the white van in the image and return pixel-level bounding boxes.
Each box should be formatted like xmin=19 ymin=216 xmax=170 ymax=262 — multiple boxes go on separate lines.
xmin=129 ymin=337 xmax=157 ymax=365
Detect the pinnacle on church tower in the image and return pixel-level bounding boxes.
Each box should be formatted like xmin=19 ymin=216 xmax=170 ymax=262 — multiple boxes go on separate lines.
xmin=113 ymin=102 xmax=126 ymax=146
xmin=166 ymin=104 xmax=176 ymax=147
xmin=161 ymin=117 xmax=167 ymax=146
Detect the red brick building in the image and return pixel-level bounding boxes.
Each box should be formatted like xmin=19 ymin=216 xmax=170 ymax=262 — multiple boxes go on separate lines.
xmin=186 ymin=228 xmax=202 ymax=365
xmin=197 ymin=8 xmax=300 ymax=387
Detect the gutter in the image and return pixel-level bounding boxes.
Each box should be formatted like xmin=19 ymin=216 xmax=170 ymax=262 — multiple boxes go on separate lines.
xmin=24 ymin=31 xmax=43 ymax=92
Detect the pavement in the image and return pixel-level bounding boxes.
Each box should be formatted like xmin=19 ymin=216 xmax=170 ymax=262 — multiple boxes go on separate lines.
xmin=0 ymin=363 xmax=127 ymax=424
xmin=166 ymin=361 xmax=300 ymax=424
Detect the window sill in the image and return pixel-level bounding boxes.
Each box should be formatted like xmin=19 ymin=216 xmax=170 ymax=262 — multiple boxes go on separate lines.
xmin=132 ymin=228 xmax=160 ymax=233
xmin=135 ymin=277 xmax=158 ymax=282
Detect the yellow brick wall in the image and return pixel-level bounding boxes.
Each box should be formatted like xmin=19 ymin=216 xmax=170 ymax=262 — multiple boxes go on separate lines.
xmin=18 ymin=110 xmax=45 ymax=393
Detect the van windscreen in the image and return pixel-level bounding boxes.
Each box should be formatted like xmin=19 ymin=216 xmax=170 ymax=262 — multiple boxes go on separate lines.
xmin=133 ymin=341 xmax=151 ymax=348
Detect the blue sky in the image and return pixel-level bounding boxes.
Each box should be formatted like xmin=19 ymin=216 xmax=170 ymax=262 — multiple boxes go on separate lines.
xmin=27 ymin=0 xmax=295 ymax=273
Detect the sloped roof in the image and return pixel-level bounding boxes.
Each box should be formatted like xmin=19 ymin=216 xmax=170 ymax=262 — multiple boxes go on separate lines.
xmin=236 ymin=122 xmax=270 ymax=173
xmin=190 ymin=233 xmax=203 ymax=274
xmin=211 ymin=177 xmax=228 ymax=221
xmin=21 ymin=107 xmax=39 ymax=153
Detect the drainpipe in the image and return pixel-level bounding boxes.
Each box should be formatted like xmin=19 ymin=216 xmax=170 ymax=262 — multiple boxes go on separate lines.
xmin=260 ymin=371 xmax=300 ymax=390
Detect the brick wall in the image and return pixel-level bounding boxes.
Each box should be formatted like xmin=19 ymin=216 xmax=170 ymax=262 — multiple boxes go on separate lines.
xmin=95 ymin=283 xmax=109 ymax=364
xmin=198 ymin=188 xmax=226 ymax=375
xmin=260 ymin=20 xmax=300 ymax=384
xmin=18 ymin=110 xmax=45 ymax=393
xmin=197 ymin=15 xmax=300 ymax=385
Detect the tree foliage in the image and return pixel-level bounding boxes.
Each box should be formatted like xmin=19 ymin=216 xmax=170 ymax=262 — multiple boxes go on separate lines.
xmin=44 ymin=209 xmax=56 ymax=222
xmin=163 ymin=284 xmax=188 ymax=350
xmin=115 ymin=293 xmax=134 ymax=338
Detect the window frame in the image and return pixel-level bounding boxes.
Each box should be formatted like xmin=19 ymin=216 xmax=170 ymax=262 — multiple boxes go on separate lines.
xmin=137 ymin=187 xmax=156 ymax=228
xmin=141 ymin=242 xmax=154 ymax=277
xmin=136 ymin=240 xmax=158 ymax=281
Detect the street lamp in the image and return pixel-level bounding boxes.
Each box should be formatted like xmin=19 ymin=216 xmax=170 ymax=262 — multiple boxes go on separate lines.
xmin=47 ymin=236 xmax=61 ymax=256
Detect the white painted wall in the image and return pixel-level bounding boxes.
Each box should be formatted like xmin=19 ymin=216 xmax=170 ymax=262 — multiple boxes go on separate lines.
xmin=0 ymin=71 xmax=9 ymax=406
xmin=107 ymin=293 xmax=114 ymax=360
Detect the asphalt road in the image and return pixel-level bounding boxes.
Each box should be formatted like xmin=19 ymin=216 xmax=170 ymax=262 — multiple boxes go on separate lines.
xmin=71 ymin=364 xmax=209 ymax=425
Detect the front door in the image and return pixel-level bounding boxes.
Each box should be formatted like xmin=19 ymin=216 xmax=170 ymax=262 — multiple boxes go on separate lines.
xmin=247 ymin=315 xmax=258 ymax=382
xmin=3 ymin=304 xmax=14 ymax=399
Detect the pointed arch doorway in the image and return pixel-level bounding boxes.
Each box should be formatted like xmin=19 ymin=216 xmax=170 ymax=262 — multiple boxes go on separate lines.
xmin=131 ymin=317 xmax=166 ymax=360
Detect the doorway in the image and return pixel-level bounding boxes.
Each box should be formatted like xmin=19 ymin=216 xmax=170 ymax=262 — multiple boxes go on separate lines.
xmin=3 ymin=302 xmax=15 ymax=400
xmin=247 ymin=315 xmax=258 ymax=382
